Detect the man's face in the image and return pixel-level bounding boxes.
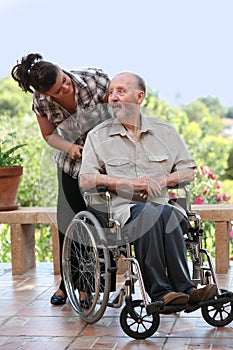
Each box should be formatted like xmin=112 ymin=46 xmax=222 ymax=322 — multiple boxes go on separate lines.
xmin=108 ymin=73 xmax=142 ymax=119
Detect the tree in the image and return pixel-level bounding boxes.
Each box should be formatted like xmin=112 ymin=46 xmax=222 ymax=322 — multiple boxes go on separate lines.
xmin=224 ymin=146 xmax=233 ymax=180
xmin=0 ymin=76 xmax=32 ymax=117
xmin=198 ymin=96 xmax=227 ymax=119
xmin=143 ymin=88 xmax=189 ymax=135
xmin=182 ymin=100 xmax=223 ymax=137
xmin=225 ymin=106 xmax=233 ymax=119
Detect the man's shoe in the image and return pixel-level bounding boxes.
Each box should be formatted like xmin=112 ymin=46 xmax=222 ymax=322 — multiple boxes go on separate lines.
xmin=160 ymin=292 xmax=190 ymax=305
xmin=189 ymin=284 xmax=217 ymax=305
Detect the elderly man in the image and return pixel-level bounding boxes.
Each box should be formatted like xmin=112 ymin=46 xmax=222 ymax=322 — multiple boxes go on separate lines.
xmin=79 ymin=72 xmax=217 ymax=305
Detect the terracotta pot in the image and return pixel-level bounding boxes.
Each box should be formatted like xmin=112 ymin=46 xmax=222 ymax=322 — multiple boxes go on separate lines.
xmin=0 ymin=166 xmax=23 ymax=211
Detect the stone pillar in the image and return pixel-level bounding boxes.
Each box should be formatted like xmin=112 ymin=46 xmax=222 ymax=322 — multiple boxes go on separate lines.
xmin=10 ymin=224 xmax=35 ymax=274
xmin=51 ymin=224 xmax=60 ymax=275
xmin=215 ymin=221 xmax=230 ymax=274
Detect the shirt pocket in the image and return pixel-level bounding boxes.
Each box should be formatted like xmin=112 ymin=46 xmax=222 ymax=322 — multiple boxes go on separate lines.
xmin=147 ymin=155 xmax=170 ymax=175
xmin=148 ymin=155 xmax=168 ymax=162
xmin=106 ymin=158 xmax=131 ymax=176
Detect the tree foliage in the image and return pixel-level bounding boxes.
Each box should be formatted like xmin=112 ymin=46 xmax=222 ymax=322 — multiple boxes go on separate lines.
xmin=181 ymin=100 xmax=224 ymax=137
xmin=198 ymin=95 xmax=227 ymax=119
xmin=0 ymin=76 xmax=32 ymax=117
xmin=143 ymin=87 xmax=232 ymax=179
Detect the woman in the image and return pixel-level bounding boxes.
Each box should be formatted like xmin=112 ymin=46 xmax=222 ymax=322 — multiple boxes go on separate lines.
xmin=11 ymin=53 xmax=111 ymax=305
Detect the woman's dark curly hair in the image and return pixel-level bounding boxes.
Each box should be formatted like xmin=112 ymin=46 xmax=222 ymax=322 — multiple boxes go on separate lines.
xmin=11 ymin=53 xmax=60 ymax=94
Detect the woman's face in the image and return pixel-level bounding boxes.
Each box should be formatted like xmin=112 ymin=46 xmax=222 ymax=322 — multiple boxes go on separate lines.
xmin=44 ymin=71 xmax=74 ymax=98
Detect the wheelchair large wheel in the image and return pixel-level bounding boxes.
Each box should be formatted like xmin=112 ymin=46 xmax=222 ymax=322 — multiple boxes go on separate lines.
xmin=201 ymin=297 xmax=233 ymax=327
xmin=62 ymin=211 xmax=111 ymax=324
xmin=120 ymin=299 xmax=160 ymax=339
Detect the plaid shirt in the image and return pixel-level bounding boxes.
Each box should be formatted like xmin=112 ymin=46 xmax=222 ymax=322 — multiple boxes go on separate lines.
xmin=32 ymin=68 xmax=111 ymax=178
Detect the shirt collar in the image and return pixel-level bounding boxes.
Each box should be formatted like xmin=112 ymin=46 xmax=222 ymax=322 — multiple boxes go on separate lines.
xmin=109 ymin=114 xmax=152 ymax=137
xmin=68 ymin=70 xmax=88 ymax=88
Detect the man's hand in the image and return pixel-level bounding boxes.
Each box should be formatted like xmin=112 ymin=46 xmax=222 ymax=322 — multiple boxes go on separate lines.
xmin=130 ymin=176 xmax=163 ymax=199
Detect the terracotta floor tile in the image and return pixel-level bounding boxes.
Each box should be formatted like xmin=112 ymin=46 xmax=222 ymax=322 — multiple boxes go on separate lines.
xmin=0 ymin=262 xmax=232 ymax=349
xmin=80 ymin=318 xmax=126 ymax=337
xmin=165 ymin=337 xmax=233 ymax=350
xmin=0 ymin=336 xmax=74 ymax=350
xmin=70 ymin=336 xmax=166 ymax=349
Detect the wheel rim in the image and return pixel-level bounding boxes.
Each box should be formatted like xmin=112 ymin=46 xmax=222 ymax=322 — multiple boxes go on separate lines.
xmin=202 ymin=300 xmax=233 ymax=327
xmin=62 ymin=211 xmax=111 ymax=323
xmin=120 ymin=299 xmax=160 ymax=339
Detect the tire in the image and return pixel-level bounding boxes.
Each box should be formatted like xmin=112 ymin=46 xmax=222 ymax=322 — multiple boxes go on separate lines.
xmin=62 ymin=210 xmax=111 ymax=323
xmin=201 ymin=294 xmax=233 ymax=327
xmin=120 ymin=299 xmax=160 ymax=339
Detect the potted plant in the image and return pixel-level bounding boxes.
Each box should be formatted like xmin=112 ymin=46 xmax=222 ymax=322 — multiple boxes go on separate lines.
xmin=0 ymin=132 xmax=27 ymax=211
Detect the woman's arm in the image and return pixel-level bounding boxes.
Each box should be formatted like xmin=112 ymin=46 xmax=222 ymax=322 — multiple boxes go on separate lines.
xmin=36 ymin=115 xmax=83 ymax=159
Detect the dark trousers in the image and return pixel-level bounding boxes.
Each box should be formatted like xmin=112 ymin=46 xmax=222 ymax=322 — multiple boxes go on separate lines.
xmin=123 ymin=203 xmax=196 ymax=301
xmin=57 ymin=167 xmax=86 ymax=293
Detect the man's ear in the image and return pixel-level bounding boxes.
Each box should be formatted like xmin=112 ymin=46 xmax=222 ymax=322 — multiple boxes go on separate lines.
xmin=137 ymin=91 xmax=145 ymax=104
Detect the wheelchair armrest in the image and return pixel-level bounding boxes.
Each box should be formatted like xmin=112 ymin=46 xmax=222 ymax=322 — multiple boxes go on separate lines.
xmin=84 ymin=185 xmax=109 ymax=195
xmin=85 ymin=181 xmax=190 ymax=204
xmin=113 ymin=189 xmax=147 ymax=203
xmin=167 ymin=181 xmax=190 ymax=190
xmin=83 ymin=186 xmax=110 ymax=207
xmin=84 ymin=186 xmax=146 ymax=203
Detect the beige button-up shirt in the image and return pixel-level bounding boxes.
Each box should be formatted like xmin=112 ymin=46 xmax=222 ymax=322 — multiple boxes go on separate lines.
xmin=79 ymin=115 xmax=196 ymax=226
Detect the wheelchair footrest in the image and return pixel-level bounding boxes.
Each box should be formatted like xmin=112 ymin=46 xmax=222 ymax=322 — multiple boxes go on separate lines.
xmin=184 ymin=292 xmax=233 ymax=313
xmin=147 ymin=302 xmax=188 ymax=315
xmin=160 ymin=304 xmax=187 ymax=314
xmin=146 ymin=301 xmax=164 ymax=314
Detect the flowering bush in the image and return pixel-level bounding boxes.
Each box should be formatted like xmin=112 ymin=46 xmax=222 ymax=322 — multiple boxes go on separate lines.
xmin=191 ymin=165 xmax=233 ymax=260
xmin=169 ymin=165 xmax=233 ymax=260
xmin=191 ymin=165 xmax=231 ymax=205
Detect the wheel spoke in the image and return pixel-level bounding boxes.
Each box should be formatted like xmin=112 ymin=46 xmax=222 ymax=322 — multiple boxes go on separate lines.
xmin=212 ymin=309 xmax=219 ymax=320
xmin=126 ymin=316 xmax=137 ymax=327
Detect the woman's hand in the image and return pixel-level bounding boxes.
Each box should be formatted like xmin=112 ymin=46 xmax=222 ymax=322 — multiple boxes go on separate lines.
xmin=68 ymin=144 xmax=84 ymax=159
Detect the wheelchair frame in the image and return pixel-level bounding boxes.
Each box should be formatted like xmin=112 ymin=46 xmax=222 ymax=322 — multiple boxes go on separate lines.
xmin=62 ymin=183 xmax=233 ymax=339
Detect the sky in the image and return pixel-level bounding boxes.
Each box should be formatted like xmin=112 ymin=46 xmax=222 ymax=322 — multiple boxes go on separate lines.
xmin=1 ymin=0 xmax=233 ymax=107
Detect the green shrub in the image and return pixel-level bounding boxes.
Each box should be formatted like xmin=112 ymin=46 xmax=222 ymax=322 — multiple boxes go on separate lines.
xmin=0 ymin=114 xmax=57 ymax=262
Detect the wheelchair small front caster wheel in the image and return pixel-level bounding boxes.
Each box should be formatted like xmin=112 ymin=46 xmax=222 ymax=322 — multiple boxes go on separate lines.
xmin=201 ymin=299 xmax=233 ymax=327
xmin=120 ymin=299 xmax=160 ymax=339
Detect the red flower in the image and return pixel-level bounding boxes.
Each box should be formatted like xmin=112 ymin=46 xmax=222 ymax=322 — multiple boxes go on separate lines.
xmin=194 ymin=198 xmax=204 ymax=204
xmin=215 ymin=180 xmax=221 ymax=189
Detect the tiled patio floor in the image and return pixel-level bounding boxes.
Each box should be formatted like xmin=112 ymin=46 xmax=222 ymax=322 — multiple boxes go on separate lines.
xmin=0 ymin=262 xmax=233 ymax=350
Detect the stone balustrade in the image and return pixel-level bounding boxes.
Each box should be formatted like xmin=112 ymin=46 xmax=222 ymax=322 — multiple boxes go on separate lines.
xmin=0 ymin=204 xmax=232 ymax=275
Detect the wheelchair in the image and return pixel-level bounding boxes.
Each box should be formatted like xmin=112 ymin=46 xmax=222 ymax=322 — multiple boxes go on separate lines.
xmin=62 ymin=182 xmax=233 ymax=339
